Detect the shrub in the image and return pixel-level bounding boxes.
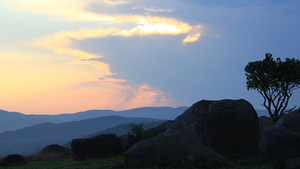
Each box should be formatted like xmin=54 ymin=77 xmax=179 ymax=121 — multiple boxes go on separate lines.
xmin=127 ymin=123 xmax=152 ymax=142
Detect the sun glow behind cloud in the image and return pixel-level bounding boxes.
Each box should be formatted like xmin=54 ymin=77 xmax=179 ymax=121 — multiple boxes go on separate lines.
xmin=0 ymin=0 xmax=203 ymax=114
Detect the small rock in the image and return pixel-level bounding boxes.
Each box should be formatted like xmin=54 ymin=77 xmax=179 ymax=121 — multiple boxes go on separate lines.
xmin=71 ymin=134 xmax=121 ymax=161
xmin=2 ymin=154 xmax=26 ymax=166
xmin=40 ymin=144 xmax=71 ymax=156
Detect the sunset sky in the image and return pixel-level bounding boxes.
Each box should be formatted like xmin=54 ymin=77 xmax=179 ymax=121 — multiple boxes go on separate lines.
xmin=1 ymin=0 xmax=300 ymax=115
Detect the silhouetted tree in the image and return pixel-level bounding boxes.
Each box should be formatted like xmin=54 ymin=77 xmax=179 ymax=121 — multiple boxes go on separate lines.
xmin=245 ymin=53 xmax=300 ymax=122
xmin=127 ymin=123 xmax=152 ymax=142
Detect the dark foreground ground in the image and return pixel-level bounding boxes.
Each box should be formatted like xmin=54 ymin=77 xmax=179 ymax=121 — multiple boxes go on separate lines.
xmin=0 ymin=155 xmax=271 ymax=169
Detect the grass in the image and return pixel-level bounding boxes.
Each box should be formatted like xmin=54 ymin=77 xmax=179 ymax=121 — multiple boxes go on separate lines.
xmin=0 ymin=155 xmax=272 ymax=169
xmin=0 ymin=155 xmax=124 ymax=169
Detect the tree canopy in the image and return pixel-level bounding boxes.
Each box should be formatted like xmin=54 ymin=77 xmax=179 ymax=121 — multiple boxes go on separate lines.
xmin=245 ymin=53 xmax=300 ymax=122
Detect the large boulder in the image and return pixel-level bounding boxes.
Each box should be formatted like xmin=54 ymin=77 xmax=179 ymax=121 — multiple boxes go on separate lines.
xmin=259 ymin=116 xmax=275 ymax=131
xmin=40 ymin=144 xmax=71 ymax=156
xmin=145 ymin=120 xmax=173 ymax=136
xmin=284 ymin=158 xmax=300 ymax=169
xmin=118 ymin=134 xmax=137 ymax=153
xmin=125 ymin=135 xmax=231 ymax=168
xmin=277 ymin=109 xmax=300 ymax=133
xmin=260 ymin=110 xmax=300 ymax=160
xmin=163 ymin=99 xmax=261 ymax=158
xmin=118 ymin=120 xmax=173 ymax=154
xmin=1 ymin=154 xmax=26 ymax=166
xmin=260 ymin=125 xmax=300 ymax=160
xmin=71 ymin=134 xmax=121 ymax=161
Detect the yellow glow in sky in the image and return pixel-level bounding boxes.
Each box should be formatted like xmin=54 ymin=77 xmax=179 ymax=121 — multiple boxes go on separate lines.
xmin=183 ymin=33 xmax=202 ymax=43
xmin=0 ymin=0 xmax=201 ymax=114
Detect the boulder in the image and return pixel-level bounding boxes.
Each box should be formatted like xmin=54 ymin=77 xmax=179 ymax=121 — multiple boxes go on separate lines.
xmin=163 ymin=99 xmax=261 ymax=158
xmin=270 ymin=158 xmax=285 ymax=169
xmin=71 ymin=134 xmax=121 ymax=161
xmin=40 ymin=144 xmax=71 ymax=156
xmin=259 ymin=125 xmax=300 ymax=160
xmin=259 ymin=116 xmax=275 ymax=131
xmin=118 ymin=134 xmax=136 ymax=153
xmin=259 ymin=110 xmax=300 ymax=160
xmin=284 ymin=158 xmax=300 ymax=169
xmin=2 ymin=154 xmax=26 ymax=166
xmin=125 ymin=135 xmax=231 ymax=168
xmin=118 ymin=121 xmax=173 ymax=154
xmin=145 ymin=120 xmax=173 ymax=136
xmin=277 ymin=109 xmax=300 ymax=133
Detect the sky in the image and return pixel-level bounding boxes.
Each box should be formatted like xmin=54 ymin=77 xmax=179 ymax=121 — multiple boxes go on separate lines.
xmin=1 ymin=0 xmax=300 ymax=115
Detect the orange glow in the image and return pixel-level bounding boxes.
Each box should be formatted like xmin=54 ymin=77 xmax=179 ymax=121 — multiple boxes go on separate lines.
xmin=0 ymin=0 xmax=201 ymax=114
xmin=183 ymin=33 xmax=202 ymax=43
xmin=0 ymin=75 xmax=172 ymax=114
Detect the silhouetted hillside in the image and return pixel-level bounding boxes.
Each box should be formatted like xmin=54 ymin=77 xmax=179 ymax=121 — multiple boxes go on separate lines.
xmin=0 ymin=107 xmax=188 ymax=133
xmin=0 ymin=116 xmax=162 ymax=157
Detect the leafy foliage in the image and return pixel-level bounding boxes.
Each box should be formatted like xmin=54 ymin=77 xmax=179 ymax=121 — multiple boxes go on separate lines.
xmin=245 ymin=53 xmax=300 ymax=122
xmin=127 ymin=123 xmax=152 ymax=142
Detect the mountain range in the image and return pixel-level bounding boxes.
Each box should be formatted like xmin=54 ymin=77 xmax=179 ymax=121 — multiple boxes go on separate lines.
xmin=0 ymin=106 xmax=188 ymax=133
xmin=0 ymin=115 xmax=165 ymax=157
xmin=0 ymin=106 xmax=269 ymax=157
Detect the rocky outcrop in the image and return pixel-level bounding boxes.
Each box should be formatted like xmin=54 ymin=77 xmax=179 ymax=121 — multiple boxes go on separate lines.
xmin=163 ymin=99 xmax=261 ymax=158
xmin=71 ymin=134 xmax=121 ymax=161
xmin=283 ymin=158 xmax=300 ymax=169
xmin=259 ymin=116 xmax=275 ymax=131
xmin=118 ymin=134 xmax=136 ymax=153
xmin=145 ymin=120 xmax=173 ymax=136
xmin=118 ymin=120 xmax=173 ymax=154
xmin=277 ymin=109 xmax=300 ymax=132
xmin=1 ymin=154 xmax=26 ymax=166
xmin=125 ymin=135 xmax=230 ymax=168
xmin=260 ymin=110 xmax=300 ymax=160
xmin=260 ymin=126 xmax=300 ymax=160
xmin=40 ymin=144 xmax=71 ymax=156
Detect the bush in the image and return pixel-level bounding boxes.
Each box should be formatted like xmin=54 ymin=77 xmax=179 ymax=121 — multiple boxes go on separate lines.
xmin=127 ymin=123 xmax=152 ymax=142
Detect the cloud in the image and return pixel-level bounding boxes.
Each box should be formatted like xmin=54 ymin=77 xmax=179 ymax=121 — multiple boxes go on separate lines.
xmin=132 ymin=6 xmax=174 ymax=14
xmin=31 ymin=24 xmax=178 ymax=109
xmin=182 ymin=24 xmax=203 ymax=43
xmin=3 ymin=0 xmax=116 ymax=21
xmin=116 ymin=23 xmax=190 ymax=36
xmin=119 ymin=84 xmax=172 ymax=109
xmin=33 ymin=28 xmax=118 ymax=58
xmin=5 ymin=0 xmax=203 ymax=42
xmin=2 ymin=0 xmax=205 ymax=112
xmin=98 ymin=77 xmax=126 ymax=82
xmin=183 ymin=33 xmax=202 ymax=43
xmin=96 ymin=0 xmax=130 ymax=6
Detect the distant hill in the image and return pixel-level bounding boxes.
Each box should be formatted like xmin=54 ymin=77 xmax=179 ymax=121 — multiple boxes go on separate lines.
xmin=0 ymin=115 xmax=163 ymax=157
xmin=0 ymin=106 xmax=271 ymax=157
xmin=84 ymin=121 xmax=166 ymax=138
xmin=0 ymin=107 xmax=188 ymax=133
xmin=255 ymin=109 xmax=269 ymax=117
xmin=63 ymin=120 xmax=167 ymax=149
xmin=0 ymin=107 xmax=270 ymax=133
